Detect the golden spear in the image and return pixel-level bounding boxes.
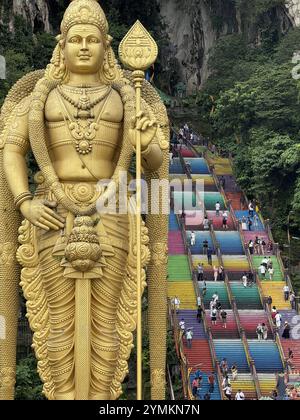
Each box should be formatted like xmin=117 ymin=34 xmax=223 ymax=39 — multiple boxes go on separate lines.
xmin=119 ymin=21 xmax=158 ymax=401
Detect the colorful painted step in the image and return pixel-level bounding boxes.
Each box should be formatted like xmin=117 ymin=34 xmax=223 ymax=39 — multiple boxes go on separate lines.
xmin=230 ymin=282 xmax=262 ymax=310
xmin=238 ymin=310 xmax=271 ymax=339
xmin=181 ymin=147 xmax=196 ymax=158
xmin=169 ymin=158 xmax=184 ymax=174
xmin=230 ymin=374 xmax=257 ymax=400
xmin=168 ymin=231 xmax=185 ymax=255
xmin=169 ymin=211 xmax=179 ymax=231
xmin=205 ymin=310 xmax=239 ymax=339
xmin=173 ymin=191 xmax=201 ymax=212
xmin=280 ymin=309 xmax=298 ymax=338
xmin=192 ymin=255 xmax=220 ymax=281
xmin=191 ymin=175 xmax=218 ymax=192
xmin=184 ymin=211 xmax=205 ymax=229
xmin=168 ymin=281 xmax=196 ymax=310
xmin=222 ymin=255 xmax=250 ymax=273
xmin=185 ymin=339 xmax=213 ymax=372
xmin=214 ymin=339 xmax=250 ymax=373
xmin=207 ymin=157 xmax=233 ymax=176
xmin=177 ymin=310 xmax=207 ymax=339
xmin=204 ymin=192 xmax=226 ymax=211
xmin=225 ymin=192 xmax=244 ymax=210
xmin=281 ymin=340 xmax=300 ymax=370
xmin=215 ymin=231 xmax=245 ymax=255
xmin=235 ymin=211 xmax=264 ymax=231
xmin=257 ymin=374 xmax=277 ymax=397
xmin=261 ymin=282 xmax=291 ymax=310
xmin=199 ymin=282 xmax=230 ymax=309
xmin=190 ymin=372 xmax=221 ymax=400
xmin=168 ymin=255 xmax=191 ymax=281
xmin=252 ymin=256 xmax=283 ymax=281
xmin=248 ymin=340 xmax=284 ymax=373
xmin=184 ymin=158 xmax=210 ymax=174
xmin=186 ymin=231 xmax=215 ymax=255
xmin=206 ymin=211 xmax=235 ymax=231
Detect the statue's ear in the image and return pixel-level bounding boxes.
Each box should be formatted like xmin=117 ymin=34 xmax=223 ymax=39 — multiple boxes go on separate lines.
xmin=100 ymin=45 xmax=123 ymax=84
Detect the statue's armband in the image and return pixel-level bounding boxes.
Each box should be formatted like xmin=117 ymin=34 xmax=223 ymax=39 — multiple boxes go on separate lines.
xmin=3 ymin=96 xmax=30 ymax=154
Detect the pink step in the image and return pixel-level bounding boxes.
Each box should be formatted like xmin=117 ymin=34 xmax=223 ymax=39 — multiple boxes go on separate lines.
xmin=168 ymin=231 xmax=185 ymax=254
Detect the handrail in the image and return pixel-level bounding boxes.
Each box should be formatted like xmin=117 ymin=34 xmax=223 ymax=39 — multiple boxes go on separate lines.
xmin=167 ymin=364 xmax=176 ymax=400
xmin=207 ymin=328 xmax=226 ymax=400
xmin=169 ymin=300 xmax=192 ymax=400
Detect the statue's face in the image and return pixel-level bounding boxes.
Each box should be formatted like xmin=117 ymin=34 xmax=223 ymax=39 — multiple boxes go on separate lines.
xmin=64 ymin=24 xmax=105 ymax=74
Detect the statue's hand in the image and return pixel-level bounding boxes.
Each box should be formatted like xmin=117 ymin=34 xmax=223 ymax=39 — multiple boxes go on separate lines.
xmin=129 ymin=111 xmax=157 ymax=152
xmin=20 ymin=199 xmax=65 ymax=231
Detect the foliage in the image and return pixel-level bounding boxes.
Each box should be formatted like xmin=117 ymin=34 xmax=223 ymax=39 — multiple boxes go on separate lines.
xmin=15 ymin=355 xmax=44 ymax=400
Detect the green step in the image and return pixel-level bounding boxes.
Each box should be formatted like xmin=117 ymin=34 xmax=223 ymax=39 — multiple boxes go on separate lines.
xmin=204 ymin=192 xmax=226 ymax=211
xmin=200 ymin=282 xmax=230 ymax=309
xmin=168 ymin=255 xmax=191 ymax=281
xmin=252 ymin=256 xmax=283 ymax=281
xmin=230 ymin=282 xmax=262 ymax=309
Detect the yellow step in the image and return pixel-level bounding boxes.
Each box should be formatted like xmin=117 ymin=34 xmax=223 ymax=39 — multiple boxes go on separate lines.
xmin=261 ymin=282 xmax=291 ymax=310
xmin=230 ymin=374 xmax=256 ymax=393
xmin=168 ymin=281 xmax=196 ymax=309
xmin=257 ymin=374 xmax=277 ymax=397
xmin=192 ymin=255 xmax=219 ymax=270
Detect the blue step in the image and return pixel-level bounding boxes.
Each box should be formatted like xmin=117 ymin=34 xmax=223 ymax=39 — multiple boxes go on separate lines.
xmin=169 ymin=211 xmax=179 ymax=231
xmin=170 ymin=158 xmax=185 ymax=174
xmin=235 ymin=211 xmax=264 ymax=231
xmin=186 ymin=231 xmax=215 ymax=255
xmin=183 ymin=158 xmax=210 ymax=174
xmin=215 ymin=231 xmax=245 ymax=255
xmin=214 ymin=339 xmax=250 ymax=373
xmin=190 ymin=372 xmax=221 ymax=400
xmin=248 ymin=341 xmax=284 ymax=373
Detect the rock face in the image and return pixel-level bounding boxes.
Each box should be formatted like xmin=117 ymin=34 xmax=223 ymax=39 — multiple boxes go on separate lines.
xmin=2 ymin=0 xmax=300 ymax=92
xmin=159 ymin=0 xmax=297 ymax=93
xmin=286 ymin=0 xmax=300 ymax=25
xmin=4 ymin=0 xmax=51 ymax=32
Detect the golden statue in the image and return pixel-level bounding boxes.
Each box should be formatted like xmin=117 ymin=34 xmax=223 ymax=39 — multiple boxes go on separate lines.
xmin=0 ymin=0 xmax=169 ymax=400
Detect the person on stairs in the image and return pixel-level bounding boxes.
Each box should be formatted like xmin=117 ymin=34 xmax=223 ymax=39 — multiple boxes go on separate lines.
xmin=215 ymin=201 xmax=221 ymax=217
xmin=190 ymin=231 xmax=196 ymax=247
xmin=186 ymin=328 xmax=193 ymax=349
xmin=196 ymin=305 xmax=203 ymax=323
xmin=197 ymin=263 xmax=204 ymax=282
xmin=262 ymin=323 xmax=268 ymax=340
xmin=208 ymin=373 xmax=215 ymax=394
xmin=235 ymin=390 xmax=245 ymax=401
xmin=221 ymin=309 xmax=227 ymax=329
xmin=283 ymin=284 xmax=290 ymax=302
xmin=256 ymin=323 xmax=263 ymax=341
xmin=231 ymin=364 xmax=238 ymax=381
xmin=203 ymin=239 xmax=209 ymax=256
xmin=282 ymin=321 xmax=291 ymax=339
xmin=220 ymin=359 xmax=229 ymax=377
xmin=207 ymin=247 xmax=213 ymax=265
xmin=213 ymin=265 xmax=219 ymax=282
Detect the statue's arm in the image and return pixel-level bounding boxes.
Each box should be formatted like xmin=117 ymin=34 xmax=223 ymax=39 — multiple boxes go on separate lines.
xmin=3 ymin=98 xmax=65 ymax=231
xmin=3 ymin=99 xmax=32 ymax=204
xmin=141 ymin=143 xmax=163 ymax=172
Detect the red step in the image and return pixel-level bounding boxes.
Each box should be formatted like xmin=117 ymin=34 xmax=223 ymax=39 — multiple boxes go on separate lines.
xmin=226 ymin=192 xmax=246 ymax=210
xmin=206 ymin=310 xmax=239 ymax=338
xmin=281 ymin=340 xmax=300 ymax=370
xmin=239 ymin=311 xmax=271 ymax=339
xmin=184 ymin=339 xmax=213 ymax=373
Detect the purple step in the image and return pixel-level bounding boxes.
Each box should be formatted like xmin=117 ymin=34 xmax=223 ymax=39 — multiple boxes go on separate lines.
xmin=168 ymin=231 xmax=185 ymax=255
xmin=178 ymin=310 xmax=207 ymax=339
xmin=280 ymin=310 xmax=298 ymax=339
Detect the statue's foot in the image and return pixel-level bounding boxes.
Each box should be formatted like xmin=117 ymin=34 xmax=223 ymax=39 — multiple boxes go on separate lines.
xmin=89 ymin=391 xmax=111 ymax=400
xmin=55 ymin=391 xmax=76 ymax=400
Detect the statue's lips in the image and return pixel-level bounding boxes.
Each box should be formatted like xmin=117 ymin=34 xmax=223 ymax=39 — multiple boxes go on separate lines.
xmin=78 ymin=56 xmax=91 ymax=61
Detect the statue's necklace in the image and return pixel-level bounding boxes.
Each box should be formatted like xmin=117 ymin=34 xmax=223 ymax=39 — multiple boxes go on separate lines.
xmin=57 ymin=85 xmax=111 ymax=155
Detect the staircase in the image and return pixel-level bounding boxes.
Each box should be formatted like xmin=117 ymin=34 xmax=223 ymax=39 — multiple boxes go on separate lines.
xmin=168 ymin=135 xmax=299 ymax=400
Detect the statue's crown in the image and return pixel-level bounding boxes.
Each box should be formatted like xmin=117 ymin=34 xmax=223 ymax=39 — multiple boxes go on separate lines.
xmin=61 ymin=0 xmax=108 ymax=37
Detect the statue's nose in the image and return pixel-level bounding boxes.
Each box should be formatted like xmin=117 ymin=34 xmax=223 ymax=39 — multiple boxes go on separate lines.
xmin=81 ymin=38 xmax=88 ymax=50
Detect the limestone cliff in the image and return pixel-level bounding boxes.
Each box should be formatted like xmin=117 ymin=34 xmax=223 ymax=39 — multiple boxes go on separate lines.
xmin=158 ymin=0 xmax=297 ymax=93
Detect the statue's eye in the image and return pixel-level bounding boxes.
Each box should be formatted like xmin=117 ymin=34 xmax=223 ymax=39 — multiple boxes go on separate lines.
xmin=89 ymin=37 xmax=99 ymax=44
xmin=69 ymin=37 xmax=80 ymax=44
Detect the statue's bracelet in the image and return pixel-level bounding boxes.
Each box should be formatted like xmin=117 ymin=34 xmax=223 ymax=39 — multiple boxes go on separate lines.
xmin=14 ymin=192 xmax=33 ymax=209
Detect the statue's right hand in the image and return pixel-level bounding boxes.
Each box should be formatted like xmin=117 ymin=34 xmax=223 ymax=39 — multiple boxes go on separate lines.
xmin=19 ymin=199 xmax=65 ymax=231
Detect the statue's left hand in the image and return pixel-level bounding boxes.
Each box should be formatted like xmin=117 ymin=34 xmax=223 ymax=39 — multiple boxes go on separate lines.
xmin=129 ymin=111 xmax=157 ymax=152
